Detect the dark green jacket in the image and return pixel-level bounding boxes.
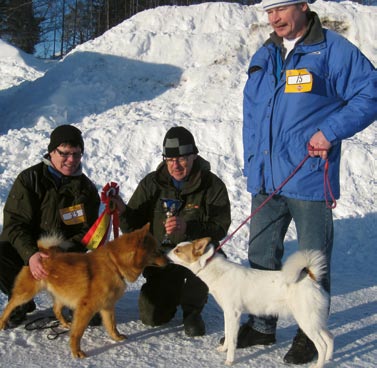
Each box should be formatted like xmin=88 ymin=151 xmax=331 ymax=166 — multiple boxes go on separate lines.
xmin=0 ymin=160 xmax=100 ymax=264
xmin=119 ymin=156 xmax=231 ymax=246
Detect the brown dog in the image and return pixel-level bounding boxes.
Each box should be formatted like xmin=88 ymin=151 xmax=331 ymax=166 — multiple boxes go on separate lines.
xmin=0 ymin=223 xmax=168 ymax=358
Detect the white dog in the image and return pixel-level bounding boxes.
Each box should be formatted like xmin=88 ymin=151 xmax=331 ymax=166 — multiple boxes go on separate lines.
xmin=168 ymin=237 xmax=333 ymax=367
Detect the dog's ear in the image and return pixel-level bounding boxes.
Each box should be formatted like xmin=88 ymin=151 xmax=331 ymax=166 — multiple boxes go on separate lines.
xmin=193 ymin=237 xmax=212 ymax=256
xmin=137 ymin=223 xmax=151 ymax=241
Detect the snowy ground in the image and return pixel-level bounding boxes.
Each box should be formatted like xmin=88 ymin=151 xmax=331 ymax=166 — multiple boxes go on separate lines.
xmin=0 ymin=1 xmax=376 ymax=367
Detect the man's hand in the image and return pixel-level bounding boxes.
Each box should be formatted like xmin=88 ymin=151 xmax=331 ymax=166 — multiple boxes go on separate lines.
xmin=111 ymin=194 xmax=127 ymax=215
xmin=29 ymin=252 xmax=49 ymax=280
xmin=165 ymin=216 xmax=187 ymax=236
xmin=308 ymin=131 xmax=331 ymax=159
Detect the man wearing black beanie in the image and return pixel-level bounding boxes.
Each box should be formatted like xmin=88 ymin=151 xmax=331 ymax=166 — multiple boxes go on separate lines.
xmin=0 ymin=124 xmax=100 ymax=326
xmin=48 ymin=124 xmax=84 ymax=154
xmin=113 ymin=126 xmax=231 ymax=337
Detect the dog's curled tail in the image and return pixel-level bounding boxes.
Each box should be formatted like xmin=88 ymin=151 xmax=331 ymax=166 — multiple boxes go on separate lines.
xmin=282 ymin=250 xmax=327 ymax=285
xmin=37 ymin=234 xmax=66 ymax=252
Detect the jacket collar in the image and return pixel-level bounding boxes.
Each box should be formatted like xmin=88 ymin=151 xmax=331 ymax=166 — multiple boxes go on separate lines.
xmin=42 ymin=153 xmax=83 ymax=177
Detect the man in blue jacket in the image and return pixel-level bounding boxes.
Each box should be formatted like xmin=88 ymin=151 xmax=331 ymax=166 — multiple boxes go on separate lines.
xmin=238 ymin=0 xmax=377 ymax=365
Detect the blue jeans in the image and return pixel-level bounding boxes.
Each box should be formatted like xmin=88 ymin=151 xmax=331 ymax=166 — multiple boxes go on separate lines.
xmin=247 ymin=194 xmax=333 ymax=334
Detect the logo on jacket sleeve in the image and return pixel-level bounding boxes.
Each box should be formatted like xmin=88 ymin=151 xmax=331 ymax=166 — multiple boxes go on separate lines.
xmin=185 ymin=203 xmax=200 ymax=210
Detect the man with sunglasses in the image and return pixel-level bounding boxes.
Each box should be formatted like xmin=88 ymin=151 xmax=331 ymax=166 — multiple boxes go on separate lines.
xmin=0 ymin=124 xmax=100 ymax=326
xmin=114 ymin=126 xmax=231 ymax=337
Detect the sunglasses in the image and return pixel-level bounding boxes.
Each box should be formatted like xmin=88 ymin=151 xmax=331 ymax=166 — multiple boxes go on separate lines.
xmin=164 ymin=156 xmax=190 ymax=165
xmin=55 ymin=148 xmax=83 ymax=159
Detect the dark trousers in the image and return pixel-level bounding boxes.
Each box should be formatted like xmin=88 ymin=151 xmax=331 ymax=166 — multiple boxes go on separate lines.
xmin=0 ymin=241 xmax=24 ymax=297
xmin=139 ymin=263 xmax=208 ymax=324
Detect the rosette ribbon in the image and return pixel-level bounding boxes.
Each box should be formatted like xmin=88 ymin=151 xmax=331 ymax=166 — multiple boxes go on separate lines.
xmin=81 ymin=182 xmax=120 ymax=250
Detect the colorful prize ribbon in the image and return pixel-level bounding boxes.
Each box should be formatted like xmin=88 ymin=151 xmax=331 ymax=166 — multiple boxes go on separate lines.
xmin=81 ymin=182 xmax=120 ymax=250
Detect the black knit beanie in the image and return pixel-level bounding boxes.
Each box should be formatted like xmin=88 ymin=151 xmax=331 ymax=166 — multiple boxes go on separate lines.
xmin=48 ymin=125 xmax=84 ymax=153
xmin=162 ymin=126 xmax=198 ymax=158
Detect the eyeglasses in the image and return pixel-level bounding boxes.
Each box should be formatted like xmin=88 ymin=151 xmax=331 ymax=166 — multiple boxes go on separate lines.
xmin=55 ymin=148 xmax=83 ymax=159
xmin=164 ymin=156 xmax=190 ymax=165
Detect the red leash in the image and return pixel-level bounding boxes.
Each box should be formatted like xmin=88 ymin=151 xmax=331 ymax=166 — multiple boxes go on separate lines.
xmin=323 ymin=160 xmax=337 ymax=210
xmin=215 ymin=148 xmax=336 ymax=254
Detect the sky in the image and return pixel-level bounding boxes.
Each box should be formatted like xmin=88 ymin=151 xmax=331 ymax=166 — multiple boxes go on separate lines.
xmin=0 ymin=1 xmax=376 ymax=367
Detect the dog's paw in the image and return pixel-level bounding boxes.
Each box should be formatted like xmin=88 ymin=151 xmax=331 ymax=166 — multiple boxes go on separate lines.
xmin=0 ymin=320 xmax=7 ymax=330
xmin=60 ymin=321 xmax=71 ymax=329
xmin=217 ymin=345 xmax=227 ymax=352
xmin=72 ymin=350 xmax=87 ymax=359
xmin=225 ymin=359 xmax=234 ymax=366
xmin=309 ymin=363 xmax=321 ymax=368
xmin=114 ymin=333 xmax=127 ymax=341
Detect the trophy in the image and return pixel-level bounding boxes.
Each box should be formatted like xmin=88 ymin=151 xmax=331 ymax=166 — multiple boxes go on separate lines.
xmin=160 ymin=198 xmax=182 ymax=247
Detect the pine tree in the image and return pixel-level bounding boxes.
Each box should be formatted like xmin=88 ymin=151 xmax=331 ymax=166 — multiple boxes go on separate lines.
xmin=1 ymin=0 xmax=41 ymax=54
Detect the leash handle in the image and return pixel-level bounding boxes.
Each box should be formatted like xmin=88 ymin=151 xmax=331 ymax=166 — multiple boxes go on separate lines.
xmin=307 ymin=145 xmax=337 ymax=209
xmin=25 ymin=316 xmax=68 ymax=340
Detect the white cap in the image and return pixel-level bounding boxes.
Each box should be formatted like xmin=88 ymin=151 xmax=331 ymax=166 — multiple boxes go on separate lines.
xmin=262 ymin=0 xmax=307 ymax=11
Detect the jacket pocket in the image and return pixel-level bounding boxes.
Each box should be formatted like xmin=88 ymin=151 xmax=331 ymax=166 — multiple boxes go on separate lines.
xmin=307 ymin=156 xmax=323 ymax=172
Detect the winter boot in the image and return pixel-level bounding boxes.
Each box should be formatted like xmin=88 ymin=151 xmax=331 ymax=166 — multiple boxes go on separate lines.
xmin=220 ymin=323 xmax=276 ymax=348
xmin=183 ymin=311 xmax=205 ymax=337
xmin=8 ymin=300 xmax=36 ymax=327
xmin=138 ymin=286 xmax=176 ymax=326
xmin=283 ymin=328 xmax=317 ymax=364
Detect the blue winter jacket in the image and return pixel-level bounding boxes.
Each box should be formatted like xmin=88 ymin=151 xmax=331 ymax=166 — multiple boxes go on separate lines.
xmin=243 ymin=12 xmax=377 ymax=201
